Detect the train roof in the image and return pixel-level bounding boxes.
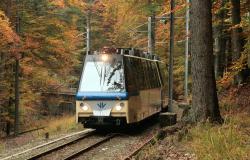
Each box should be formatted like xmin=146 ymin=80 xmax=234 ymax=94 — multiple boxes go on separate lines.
xmin=88 ymin=48 xmax=161 ymax=61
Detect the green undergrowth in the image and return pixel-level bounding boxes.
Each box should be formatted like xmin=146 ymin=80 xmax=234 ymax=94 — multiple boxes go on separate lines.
xmin=184 ymin=112 xmax=250 ymax=160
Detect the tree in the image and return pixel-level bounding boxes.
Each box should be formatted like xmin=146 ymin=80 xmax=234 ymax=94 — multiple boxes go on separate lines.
xmin=231 ymin=0 xmax=242 ymax=61
xmin=0 ymin=0 xmax=85 ymax=133
xmin=0 ymin=8 xmax=19 ymax=135
xmin=190 ymin=0 xmax=223 ymax=123
xmin=231 ymin=0 xmax=245 ymax=84
xmin=214 ymin=0 xmax=228 ymax=79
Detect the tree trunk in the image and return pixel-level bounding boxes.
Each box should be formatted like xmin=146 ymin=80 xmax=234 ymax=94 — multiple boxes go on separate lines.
xmin=231 ymin=0 xmax=242 ymax=61
xmin=190 ymin=0 xmax=223 ymax=123
xmin=214 ymin=0 xmax=227 ymax=79
xmin=225 ymin=38 xmax=232 ymax=71
xmin=6 ymin=0 xmax=12 ymax=18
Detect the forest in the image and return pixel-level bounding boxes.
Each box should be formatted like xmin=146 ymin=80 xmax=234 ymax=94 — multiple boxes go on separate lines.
xmin=0 ymin=0 xmax=250 ymax=159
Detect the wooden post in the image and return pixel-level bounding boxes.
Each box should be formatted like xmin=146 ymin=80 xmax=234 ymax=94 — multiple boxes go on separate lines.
xmin=14 ymin=0 xmax=21 ymax=136
xmin=168 ymin=0 xmax=175 ymax=112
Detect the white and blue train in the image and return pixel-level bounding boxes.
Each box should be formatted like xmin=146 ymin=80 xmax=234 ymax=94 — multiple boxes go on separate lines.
xmin=76 ymin=48 xmax=167 ymax=128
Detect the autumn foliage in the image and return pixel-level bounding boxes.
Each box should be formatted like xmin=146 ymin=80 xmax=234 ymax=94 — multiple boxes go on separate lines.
xmin=0 ymin=0 xmax=250 ymax=134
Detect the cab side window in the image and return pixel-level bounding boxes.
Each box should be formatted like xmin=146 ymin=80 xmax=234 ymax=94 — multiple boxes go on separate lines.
xmin=124 ymin=57 xmax=138 ymax=93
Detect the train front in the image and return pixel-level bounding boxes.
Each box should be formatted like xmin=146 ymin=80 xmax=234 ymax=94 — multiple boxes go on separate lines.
xmin=76 ymin=53 xmax=128 ymax=128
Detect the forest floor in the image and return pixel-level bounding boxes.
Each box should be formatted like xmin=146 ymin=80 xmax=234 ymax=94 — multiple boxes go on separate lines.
xmin=135 ymin=84 xmax=250 ymax=160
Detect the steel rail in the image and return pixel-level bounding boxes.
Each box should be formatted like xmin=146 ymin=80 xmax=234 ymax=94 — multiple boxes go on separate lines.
xmin=63 ymin=134 xmax=118 ymax=160
xmin=27 ymin=130 xmax=96 ymax=160
xmin=123 ymin=123 xmax=184 ymax=160
xmin=122 ymin=135 xmax=155 ymax=160
xmin=1 ymin=129 xmax=95 ymax=160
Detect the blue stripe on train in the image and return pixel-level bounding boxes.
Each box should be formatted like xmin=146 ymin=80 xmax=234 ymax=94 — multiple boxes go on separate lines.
xmin=76 ymin=92 xmax=128 ymax=100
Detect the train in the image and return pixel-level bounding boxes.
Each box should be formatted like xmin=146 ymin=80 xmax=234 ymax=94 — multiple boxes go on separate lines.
xmin=76 ymin=47 xmax=168 ymax=128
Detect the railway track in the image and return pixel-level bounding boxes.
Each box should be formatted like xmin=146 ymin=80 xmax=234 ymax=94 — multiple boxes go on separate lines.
xmin=63 ymin=134 xmax=118 ymax=160
xmin=122 ymin=123 xmax=185 ymax=160
xmin=33 ymin=123 xmax=160 ymax=160
xmin=1 ymin=129 xmax=95 ymax=160
xmin=122 ymin=135 xmax=155 ymax=160
xmin=2 ymin=128 xmax=154 ymax=160
xmin=28 ymin=133 xmax=119 ymax=160
xmin=27 ymin=131 xmax=97 ymax=160
xmin=2 ymin=119 xmax=162 ymax=160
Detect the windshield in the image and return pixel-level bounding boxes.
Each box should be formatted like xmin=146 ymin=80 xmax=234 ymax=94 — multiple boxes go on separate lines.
xmin=79 ymin=55 xmax=125 ymax=92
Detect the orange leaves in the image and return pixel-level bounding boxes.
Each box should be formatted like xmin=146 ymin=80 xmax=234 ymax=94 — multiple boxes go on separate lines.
xmin=47 ymin=38 xmax=65 ymax=53
xmin=22 ymin=65 xmax=34 ymax=75
xmin=230 ymin=53 xmax=248 ymax=72
xmin=23 ymin=36 xmax=40 ymax=50
xmin=0 ymin=10 xmax=19 ymax=47
xmin=217 ymin=71 xmax=234 ymax=89
xmin=212 ymin=0 xmax=224 ymax=14
xmin=68 ymin=0 xmax=87 ymax=9
xmin=0 ymin=10 xmax=21 ymax=60
xmin=227 ymin=23 xmax=244 ymax=32
xmin=217 ymin=53 xmax=248 ymax=88
xmin=48 ymin=0 xmax=66 ymax=8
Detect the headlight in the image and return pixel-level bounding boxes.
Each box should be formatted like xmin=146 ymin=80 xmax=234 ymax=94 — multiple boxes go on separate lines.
xmin=80 ymin=103 xmax=88 ymax=111
xmin=115 ymin=105 xmax=122 ymax=111
xmin=101 ymin=54 xmax=109 ymax=62
xmin=115 ymin=102 xmax=124 ymax=111
xmin=82 ymin=105 xmax=88 ymax=111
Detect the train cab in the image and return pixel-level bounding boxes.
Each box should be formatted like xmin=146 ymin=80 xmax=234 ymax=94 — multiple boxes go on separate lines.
xmin=76 ymin=48 xmax=167 ymax=128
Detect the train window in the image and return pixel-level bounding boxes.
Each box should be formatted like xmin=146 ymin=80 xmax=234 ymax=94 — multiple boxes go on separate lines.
xmin=124 ymin=57 xmax=138 ymax=92
xmin=159 ymin=63 xmax=168 ymax=88
xmin=137 ymin=59 xmax=144 ymax=90
xmin=148 ymin=61 xmax=156 ymax=88
xmin=79 ymin=55 xmax=125 ymax=92
xmin=156 ymin=63 xmax=162 ymax=87
xmin=134 ymin=59 xmax=146 ymax=90
xmin=146 ymin=61 xmax=153 ymax=88
xmin=144 ymin=61 xmax=149 ymax=88
xmin=123 ymin=57 xmax=162 ymax=90
xmin=154 ymin=63 xmax=159 ymax=87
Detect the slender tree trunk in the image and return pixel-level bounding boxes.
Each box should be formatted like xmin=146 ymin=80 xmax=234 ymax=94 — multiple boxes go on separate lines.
xmin=0 ymin=0 xmax=14 ymax=136
xmin=225 ymin=37 xmax=232 ymax=70
xmin=190 ymin=0 xmax=223 ymax=123
xmin=231 ymin=0 xmax=245 ymax=85
xmin=214 ymin=0 xmax=227 ymax=79
xmin=231 ymin=0 xmax=242 ymax=61
xmin=6 ymin=0 xmax=12 ymax=18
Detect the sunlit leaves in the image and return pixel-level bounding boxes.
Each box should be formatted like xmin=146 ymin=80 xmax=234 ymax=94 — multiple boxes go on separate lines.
xmin=0 ymin=10 xmax=19 ymax=48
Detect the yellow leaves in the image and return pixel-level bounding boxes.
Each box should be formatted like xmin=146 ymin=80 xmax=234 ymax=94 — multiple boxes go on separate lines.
xmin=48 ymin=0 xmax=66 ymax=8
xmin=47 ymin=38 xmax=66 ymax=56
xmin=68 ymin=0 xmax=87 ymax=9
xmin=217 ymin=53 xmax=248 ymax=88
xmin=63 ymin=29 xmax=80 ymax=50
xmin=228 ymin=23 xmax=243 ymax=31
xmin=230 ymin=53 xmax=248 ymax=72
xmin=47 ymin=38 xmax=62 ymax=46
xmin=0 ymin=10 xmax=19 ymax=47
xmin=100 ymin=0 xmax=148 ymax=47
xmin=23 ymin=36 xmax=40 ymax=51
